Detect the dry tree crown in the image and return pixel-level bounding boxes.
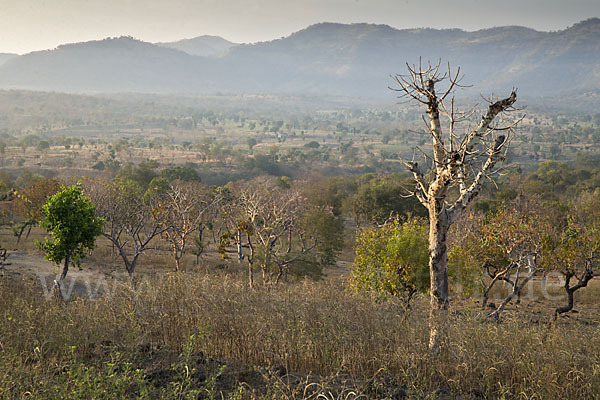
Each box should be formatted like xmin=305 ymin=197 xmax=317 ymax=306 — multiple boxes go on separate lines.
xmin=389 ymin=59 xmax=522 ymax=212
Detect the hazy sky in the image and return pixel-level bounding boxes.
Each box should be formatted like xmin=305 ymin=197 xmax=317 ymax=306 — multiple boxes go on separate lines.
xmin=0 ymin=0 xmax=598 ymax=54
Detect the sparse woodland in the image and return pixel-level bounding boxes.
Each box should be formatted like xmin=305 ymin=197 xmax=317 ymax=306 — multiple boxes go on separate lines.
xmin=0 ymin=68 xmax=599 ymax=398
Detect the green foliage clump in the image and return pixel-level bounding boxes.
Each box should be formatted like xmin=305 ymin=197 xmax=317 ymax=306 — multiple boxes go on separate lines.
xmin=48 ymin=356 xmax=151 ymax=399
xmin=350 ymin=218 xmax=429 ymax=303
xmin=302 ymin=206 xmax=345 ymax=270
xmin=116 ymin=160 xmax=159 ymax=189
xmin=37 ymin=184 xmax=104 ymax=274
xmin=161 ymin=164 xmax=201 ymax=182
xmin=345 ymin=173 xmax=426 ymax=226
xmin=303 ymin=140 xmax=320 ymax=149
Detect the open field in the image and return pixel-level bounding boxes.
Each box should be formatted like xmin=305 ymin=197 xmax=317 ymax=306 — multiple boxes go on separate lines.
xmin=1 ymin=263 xmax=599 ymax=399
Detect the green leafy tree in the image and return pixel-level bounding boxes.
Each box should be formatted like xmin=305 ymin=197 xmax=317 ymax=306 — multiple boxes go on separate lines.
xmin=37 ymin=184 xmax=104 ymax=291
xmin=160 ymin=164 xmax=201 ymax=182
xmin=305 ymin=206 xmax=344 ymax=264
xmin=116 ymin=160 xmax=159 ymax=189
xmin=346 ymin=174 xmax=426 ymax=226
xmin=350 ymin=218 xmax=429 ymax=306
xmin=300 ymin=177 xmax=347 ymax=269
xmin=528 ymin=161 xmax=575 ymax=193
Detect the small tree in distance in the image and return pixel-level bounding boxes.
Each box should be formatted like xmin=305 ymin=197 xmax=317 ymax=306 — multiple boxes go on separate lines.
xmin=86 ymin=178 xmax=167 ymax=281
xmin=154 ymin=182 xmax=221 ymax=272
xmin=390 ymin=60 xmax=520 ymax=353
xmin=548 ymin=192 xmax=600 ymax=320
xmin=451 ymin=196 xmax=554 ymax=319
xmin=38 ymin=184 xmax=104 ymax=298
xmin=13 ymin=177 xmax=61 ymax=243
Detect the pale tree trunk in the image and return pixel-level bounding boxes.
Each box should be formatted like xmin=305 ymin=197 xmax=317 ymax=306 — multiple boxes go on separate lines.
xmin=236 ymin=229 xmax=244 ymax=263
xmin=248 ymin=261 xmax=254 ymax=288
xmin=173 ymin=239 xmax=184 ymax=272
xmin=174 ymin=253 xmax=181 ymax=272
xmin=247 ymin=234 xmax=255 ymax=289
xmin=427 ymin=202 xmax=450 ymax=354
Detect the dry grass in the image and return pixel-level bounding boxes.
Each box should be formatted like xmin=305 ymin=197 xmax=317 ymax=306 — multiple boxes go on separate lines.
xmin=0 ymin=271 xmax=599 ymax=399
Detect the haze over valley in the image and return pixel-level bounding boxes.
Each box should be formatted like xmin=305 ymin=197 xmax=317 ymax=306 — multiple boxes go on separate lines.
xmin=0 ymin=18 xmax=599 ymax=110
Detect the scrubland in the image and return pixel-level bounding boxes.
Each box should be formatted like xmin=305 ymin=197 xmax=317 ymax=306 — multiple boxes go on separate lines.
xmin=0 ymin=269 xmax=599 ymax=399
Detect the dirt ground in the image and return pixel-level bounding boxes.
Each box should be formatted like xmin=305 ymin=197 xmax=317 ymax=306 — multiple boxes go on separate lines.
xmin=0 ymin=250 xmax=128 ymax=299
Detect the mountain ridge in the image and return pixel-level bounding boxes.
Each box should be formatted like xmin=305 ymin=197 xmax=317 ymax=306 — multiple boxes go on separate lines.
xmin=0 ymin=19 xmax=598 ymax=98
xmin=157 ymin=35 xmax=238 ymax=57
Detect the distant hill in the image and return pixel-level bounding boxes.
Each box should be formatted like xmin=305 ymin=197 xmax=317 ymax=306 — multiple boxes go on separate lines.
xmin=0 ymin=19 xmax=598 ymax=101
xmin=157 ymin=35 xmax=237 ymax=57
xmin=0 ymin=53 xmax=17 ymax=67
xmin=0 ymin=37 xmax=221 ymax=93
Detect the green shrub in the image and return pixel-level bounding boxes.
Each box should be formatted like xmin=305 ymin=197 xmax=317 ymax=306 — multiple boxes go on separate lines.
xmin=350 ymin=217 xmax=429 ymax=304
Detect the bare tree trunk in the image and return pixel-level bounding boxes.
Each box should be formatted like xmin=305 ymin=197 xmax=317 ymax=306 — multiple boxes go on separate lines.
xmin=482 ymin=266 xmax=504 ymax=310
xmin=247 ymin=234 xmax=255 ymax=289
xmin=127 ymin=263 xmax=136 ymax=286
xmin=499 ymin=275 xmax=521 ymax=304
xmin=116 ymin=245 xmax=138 ymax=285
xmin=428 ymin=207 xmax=450 ymax=354
xmin=25 ymin=223 xmax=33 ymax=240
xmin=275 ymin=264 xmax=284 ymax=285
xmin=247 ymin=262 xmax=254 ymax=288
xmin=489 ymin=258 xmax=537 ymax=319
xmin=554 ymin=270 xmax=594 ymax=321
xmin=53 ymin=253 xmax=71 ymax=300
xmin=261 ymin=265 xmax=268 ymax=287
xmin=236 ymin=229 xmax=244 ymax=263
xmin=391 ymin=61 xmax=518 ymax=355
xmin=15 ymin=221 xmax=31 ymax=244
xmin=195 ymin=227 xmax=204 ymax=265
xmin=174 ymin=253 xmax=181 ymax=272
xmin=60 ymin=254 xmax=70 ymax=281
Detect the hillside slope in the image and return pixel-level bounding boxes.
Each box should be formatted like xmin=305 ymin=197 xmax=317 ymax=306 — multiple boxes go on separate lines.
xmin=157 ymin=35 xmax=238 ymax=57
xmin=0 ymin=19 xmax=598 ymax=98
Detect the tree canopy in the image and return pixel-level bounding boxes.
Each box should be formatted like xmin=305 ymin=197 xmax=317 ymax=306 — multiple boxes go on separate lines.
xmin=38 ymin=184 xmax=104 ymax=282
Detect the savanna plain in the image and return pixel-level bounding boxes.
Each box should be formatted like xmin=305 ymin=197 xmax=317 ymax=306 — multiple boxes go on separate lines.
xmin=0 ymin=87 xmax=599 ymax=400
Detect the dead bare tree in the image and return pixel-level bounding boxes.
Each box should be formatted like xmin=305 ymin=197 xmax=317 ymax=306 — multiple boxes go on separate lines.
xmin=86 ymin=179 xmax=167 ymax=281
xmin=154 ymin=182 xmax=221 ymax=271
xmin=390 ymin=60 xmax=520 ymax=353
xmin=216 ymin=184 xmax=248 ymax=266
xmin=220 ymin=177 xmax=317 ymax=288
